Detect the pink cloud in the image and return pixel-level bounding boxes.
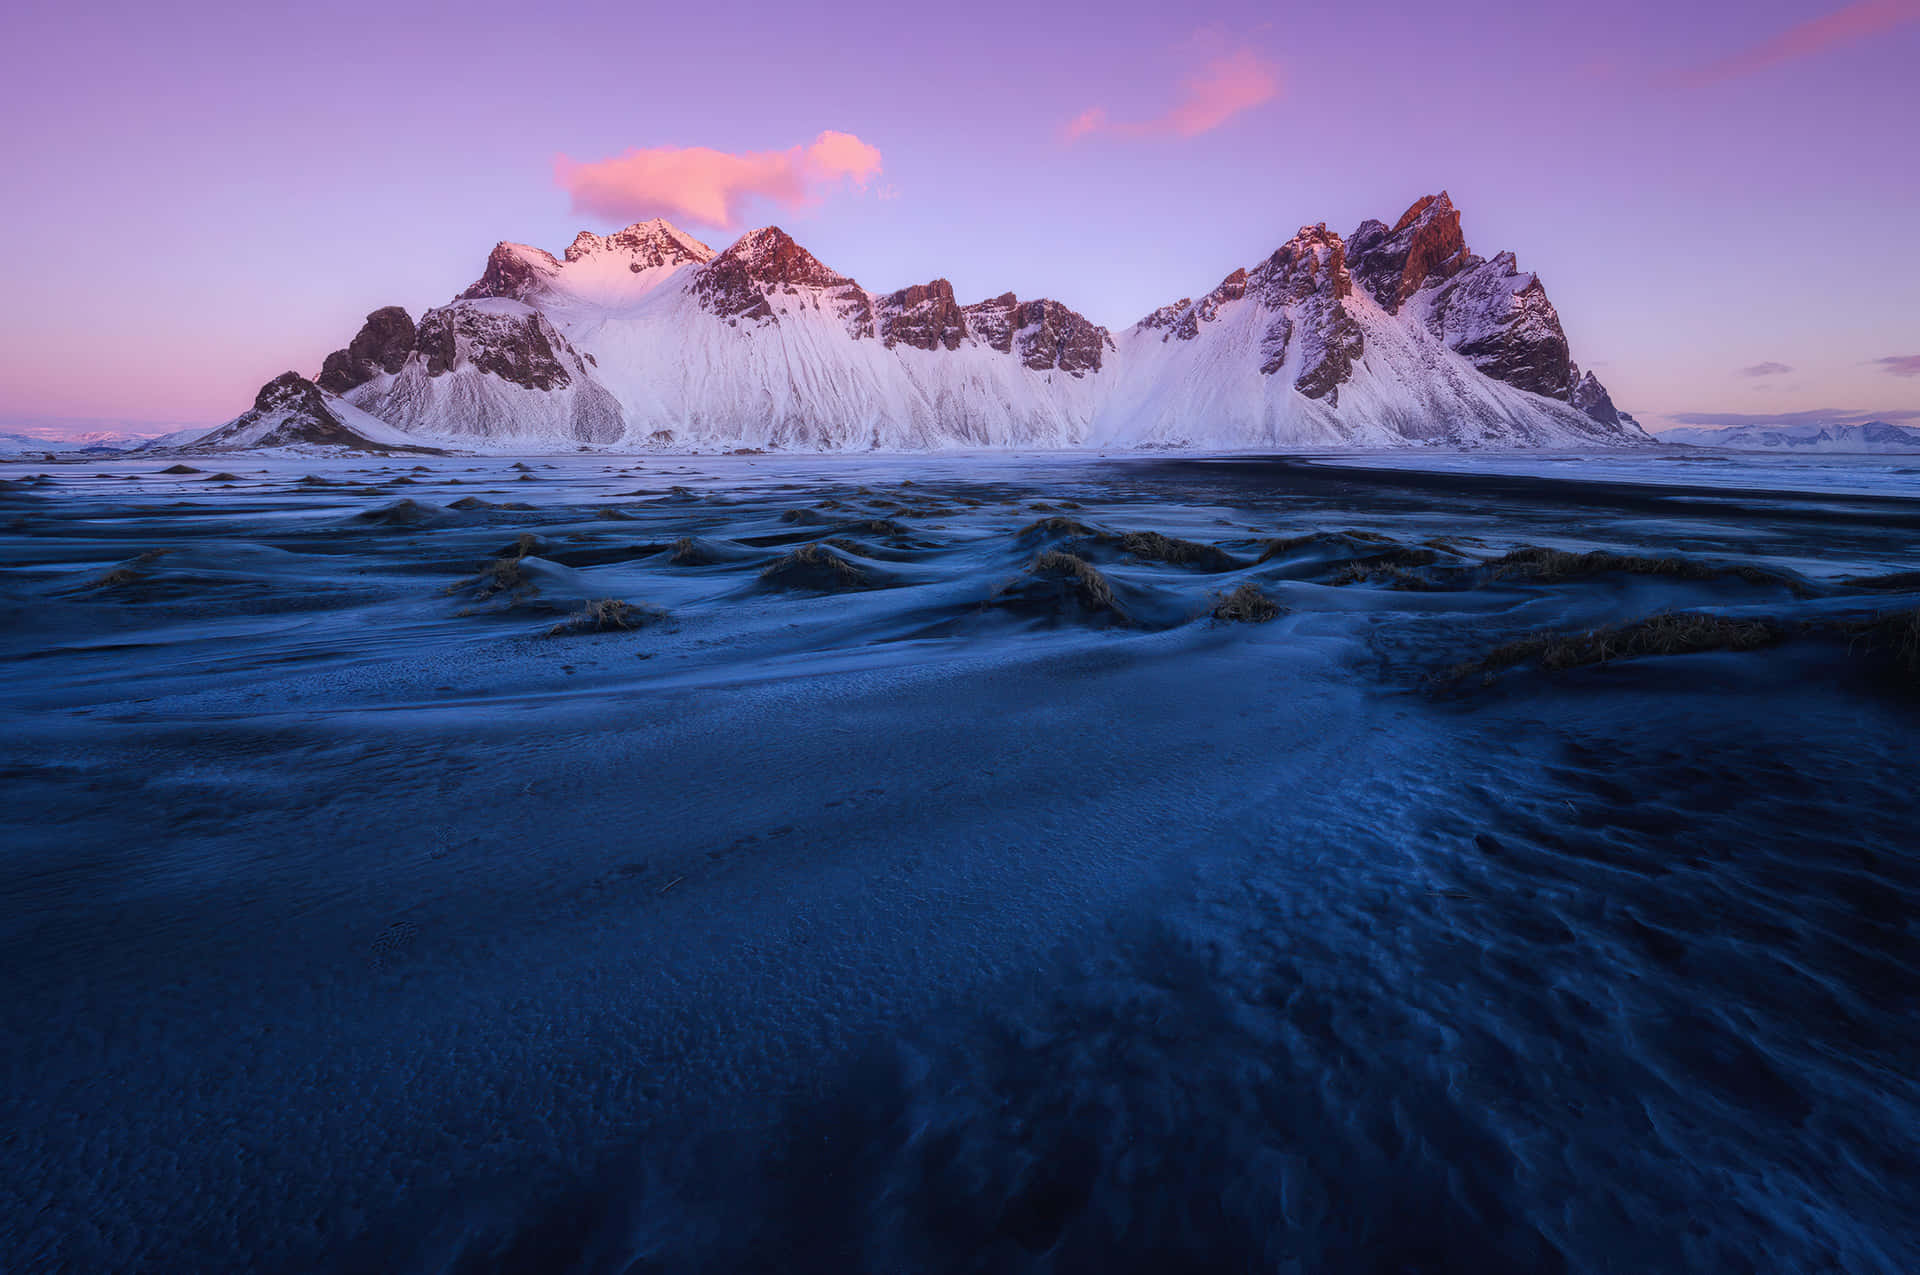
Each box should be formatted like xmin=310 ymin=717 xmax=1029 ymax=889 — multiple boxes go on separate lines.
xmin=1876 ymin=354 xmax=1920 ymax=377
xmin=554 ymin=131 xmax=883 ymax=230
xmin=1065 ymin=48 xmax=1280 ymax=143
xmin=1684 ymin=0 xmax=1920 ymax=85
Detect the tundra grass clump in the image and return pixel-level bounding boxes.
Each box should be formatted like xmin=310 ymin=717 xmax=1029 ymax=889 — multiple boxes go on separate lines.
xmin=547 ymin=599 xmax=666 ymax=637
xmin=457 ymin=533 xmax=543 ymax=601
xmin=1485 ymin=545 xmax=1793 ymax=591
xmin=1027 ymin=550 xmax=1119 ymax=613
xmin=76 ymin=548 xmax=172 ymax=592
xmin=1443 ymin=611 xmax=1785 ymax=686
xmin=1016 ymin=516 xmax=1096 ymax=542
xmin=759 ymin=543 xmax=872 ymax=592
xmin=1210 ymin=583 xmax=1283 ymax=623
xmin=1116 ymin=531 xmax=1242 ymax=572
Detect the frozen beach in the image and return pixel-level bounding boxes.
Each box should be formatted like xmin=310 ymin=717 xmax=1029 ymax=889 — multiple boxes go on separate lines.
xmin=2 ymin=450 xmax=1915 ymax=1272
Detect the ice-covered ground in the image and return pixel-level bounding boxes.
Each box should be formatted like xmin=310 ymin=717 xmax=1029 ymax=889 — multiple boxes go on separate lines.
xmin=1 ymin=452 xmax=1916 ymax=1272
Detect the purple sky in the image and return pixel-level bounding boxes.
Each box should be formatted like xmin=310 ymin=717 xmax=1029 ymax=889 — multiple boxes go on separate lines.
xmin=3 ymin=0 xmax=1916 ymax=435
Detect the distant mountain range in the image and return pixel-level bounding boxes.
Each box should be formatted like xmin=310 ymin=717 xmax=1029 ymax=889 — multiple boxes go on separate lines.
xmin=1657 ymin=421 xmax=1920 ymax=453
xmin=157 ymin=193 xmax=1654 ymax=453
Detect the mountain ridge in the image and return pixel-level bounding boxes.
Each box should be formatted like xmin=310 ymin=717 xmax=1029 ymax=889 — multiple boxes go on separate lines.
xmin=189 ymin=194 xmax=1650 ymax=452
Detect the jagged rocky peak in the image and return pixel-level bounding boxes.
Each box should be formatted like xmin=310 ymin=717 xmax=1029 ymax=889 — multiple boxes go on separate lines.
xmin=459 ymin=242 xmax=563 ymax=302
xmin=1424 ymin=250 xmax=1576 ymax=400
xmin=565 ymin=218 xmax=715 ymax=270
xmin=415 ymin=302 xmax=578 ymax=392
xmin=962 ymin=293 xmax=1113 ymax=375
xmin=317 ymin=306 xmax=416 ymax=394
xmin=693 ymin=226 xmax=866 ymax=327
xmin=1570 ymin=370 xmax=1636 ymax=430
xmin=1348 ymin=192 xmax=1472 ymax=314
xmin=1252 ymin=224 xmax=1352 ymax=306
xmin=878 ymin=279 xmax=967 ymax=351
xmin=717 ymin=226 xmax=851 ymax=288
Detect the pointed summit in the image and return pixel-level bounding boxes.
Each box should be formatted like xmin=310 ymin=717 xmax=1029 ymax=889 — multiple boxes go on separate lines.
xmin=713 ymin=226 xmax=851 ymax=287
xmin=566 ymin=219 xmax=715 ymax=268
xmin=1348 ymin=193 xmax=1471 ymax=314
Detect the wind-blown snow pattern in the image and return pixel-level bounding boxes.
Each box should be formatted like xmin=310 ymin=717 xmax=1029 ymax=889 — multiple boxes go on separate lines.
xmin=262 ymin=194 xmax=1653 ymax=453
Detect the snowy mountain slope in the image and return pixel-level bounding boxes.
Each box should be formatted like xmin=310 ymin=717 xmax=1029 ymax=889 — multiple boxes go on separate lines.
xmin=262 ymin=194 xmax=1649 ymax=451
xmin=1657 ymin=421 xmax=1920 ymax=452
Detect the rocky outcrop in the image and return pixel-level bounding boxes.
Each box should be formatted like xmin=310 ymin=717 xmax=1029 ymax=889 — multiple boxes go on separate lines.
xmin=1424 ymin=252 xmax=1576 ymax=400
xmin=1571 ymin=370 xmax=1625 ymax=427
xmin=317 ymin=306 xmax=417 ymax=393
xmin=415 ymin=303 xmax=577 ymax=391
xmin=878 ymin=280 xmax=968 ymax=351
xmin=693 ymin=226 xmax=870 ymax=330
xmin=1244 ymin=225 xmax=1363 ymax=400
xmin=184 ymin=373 xmax=439 ymax=452
xmin=458 ymin=243 xmax=563 ymax=302
xmin=1348 ymin=192 xmax=1472 ymax=314
xmin=345 ymin=300 xmax=623 ymax=444
xmin=960 ymin=294 xmax=1111 ymax=374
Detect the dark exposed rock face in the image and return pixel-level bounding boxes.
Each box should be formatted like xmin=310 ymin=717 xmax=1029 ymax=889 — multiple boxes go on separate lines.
xmin=878 ymin=279 xmax=968 ymax=351
xmin=1348 ymin=192 xmax=1472 ymax=314
xmin=1425 ymin=252 xmax=1576 ymax=400
xmin=317 ymin=306 xmax=416 ymax=393
xmin=458 ymin=243 xmax=563 ymax=302
xmin=962 ymin=294 xmax=1112 ymax=374
xmin=693 ymin=226 xmax=870 ymax=331
xmin=960 ymin=292 xmax=1020 ymax=351
xmin=416 ymin=305 xmax=573 ymax=391
xmin=190 ymin=372 xmax=440 ymax=453
xmin=1249 ymin=225 xmax=1363 ymax=400
xmin=1571 ymin=370 xmax=1626 ymax=427
xmin=254 ymin=371 xmax=336 ymax=420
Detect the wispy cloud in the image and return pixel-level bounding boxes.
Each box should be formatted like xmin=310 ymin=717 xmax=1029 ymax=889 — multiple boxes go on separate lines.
xmin=554 ymin=131 xmax=883 ymax=230
xmin=1683 ymin=0 xmax=1920 ymax=85
xmin=1875 ymin=354 xmax=1920 ymax=376
xmin=1739 ymin=361 xmax=1794 ymax=377
xmin=1065 ymin=48 xmax=1280 ymax=143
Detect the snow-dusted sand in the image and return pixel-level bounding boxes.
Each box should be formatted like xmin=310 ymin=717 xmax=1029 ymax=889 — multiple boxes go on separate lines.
xmin=2 ymin=451 xmax=1916 ymax=1272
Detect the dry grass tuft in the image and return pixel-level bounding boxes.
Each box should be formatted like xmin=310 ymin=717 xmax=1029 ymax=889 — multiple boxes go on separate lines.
xmin=159 ymin=464 xmax=201 ymax=475
xmin=837 ymin=518 xmax=911 ymax=539
xmin=1254 ymin=529 xmax=1393 ymax=563
xmin=1210 ymin=582 xmax=1283 ymax=623
xmin=1017 ymin=516 xmax=1096 ymax=541
xmin=1331 ymin=561 xmax=1440 ymax=590
xmin=759 ymin=543 xmax=872 ymax=591
xmin=75 ymin=549 xmax=172 ymax=592
xmin=1443 ymin=611 xmax=1784 ymax=685
xmin=1115 ymin=531 xmax=1241 ymax=572
xmin=1027 ymin=550 xmax=1120 ymax=613
xmin=547 ymin=598 xmax=666 ymax=637
xmin=1485 ymin=546 xmax=1791 ymax=591
xmin=669 ymin=536 xmax=722 ymax=566
xmin=455 ymin=533 xmax=544 ymax=600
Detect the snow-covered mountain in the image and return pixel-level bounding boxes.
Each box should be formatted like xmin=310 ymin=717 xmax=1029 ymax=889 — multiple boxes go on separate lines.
xmin=1657 ymin=421 xmax=1920 ymax=453
xmin=198 ymin=194 xmax=1651 ymax=452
